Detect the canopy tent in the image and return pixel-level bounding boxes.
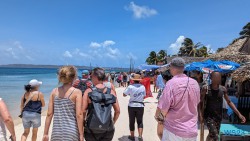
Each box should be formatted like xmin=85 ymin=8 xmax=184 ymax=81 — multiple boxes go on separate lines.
xmin=185 ymin=59 xmax=240 ymax=74
xmin=137 ymin=64 xmax=160 ymax=71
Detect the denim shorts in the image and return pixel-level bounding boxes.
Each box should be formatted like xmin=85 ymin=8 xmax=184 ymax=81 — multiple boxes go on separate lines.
xmin=22 ymin=111 xmax=41 ymax=129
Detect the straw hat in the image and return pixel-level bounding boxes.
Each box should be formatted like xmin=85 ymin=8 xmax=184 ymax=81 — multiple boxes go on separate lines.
xmin=131 ymin=73 xmax=142 ymax=81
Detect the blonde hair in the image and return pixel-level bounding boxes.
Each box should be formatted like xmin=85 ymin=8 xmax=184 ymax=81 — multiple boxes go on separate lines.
xmin=58 ymin=66 xmax=77 ymax=84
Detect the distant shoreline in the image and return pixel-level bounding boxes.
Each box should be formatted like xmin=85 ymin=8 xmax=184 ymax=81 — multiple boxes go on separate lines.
xmin=0 ymin=64 xmax=129 ymax=71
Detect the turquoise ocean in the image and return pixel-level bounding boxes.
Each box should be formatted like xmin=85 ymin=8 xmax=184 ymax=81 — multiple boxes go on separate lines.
xmin=0 ymin=68 xmax=64 ymax=118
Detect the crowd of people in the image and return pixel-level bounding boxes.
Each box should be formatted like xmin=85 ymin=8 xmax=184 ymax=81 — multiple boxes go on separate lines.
xmin=0 ymin=57 xmax=247 ymax=141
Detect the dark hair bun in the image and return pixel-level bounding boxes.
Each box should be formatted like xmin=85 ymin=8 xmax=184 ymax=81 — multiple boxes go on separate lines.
xmin=24 ymin=85 xmax=32 ymax=92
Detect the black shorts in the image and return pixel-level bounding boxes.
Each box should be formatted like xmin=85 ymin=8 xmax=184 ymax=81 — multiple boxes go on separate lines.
xmin=84 ymin=130 xmax=115 ymax=141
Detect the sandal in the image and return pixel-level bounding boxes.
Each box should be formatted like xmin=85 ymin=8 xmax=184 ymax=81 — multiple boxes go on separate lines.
xmin=138 ymin=136 xmax=143 ymax=141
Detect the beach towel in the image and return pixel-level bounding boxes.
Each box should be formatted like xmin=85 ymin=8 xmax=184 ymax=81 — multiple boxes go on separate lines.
xmin=140 ymin=77 xmax=153 ymax=98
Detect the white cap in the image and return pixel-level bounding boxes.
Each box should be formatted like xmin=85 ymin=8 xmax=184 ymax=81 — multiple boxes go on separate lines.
xmin=29 ymin=79 xmax=42 ymax=87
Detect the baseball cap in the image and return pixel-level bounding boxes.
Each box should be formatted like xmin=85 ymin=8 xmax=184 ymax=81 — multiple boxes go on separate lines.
xmin=29 ymin=79 xmax=42 ymax=87
xmin=82 ymin=70 xmax=89 ymax=75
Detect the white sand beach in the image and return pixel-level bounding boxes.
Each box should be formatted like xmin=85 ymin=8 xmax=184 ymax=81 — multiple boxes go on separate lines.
xmin=8 ymin=86 xmax=208 ymax=141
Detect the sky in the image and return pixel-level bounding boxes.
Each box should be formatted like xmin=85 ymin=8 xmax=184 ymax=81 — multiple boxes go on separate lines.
xmin=0 ymin=0 xmax=250 ymax=67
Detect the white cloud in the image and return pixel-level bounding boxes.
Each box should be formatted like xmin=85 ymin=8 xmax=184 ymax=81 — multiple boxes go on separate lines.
xmin=90 ymin=42 xmax=102 ymax=48
xmin=89 ymin=40 xmax=115 ymax=48
xmin=73 ymin=48 xmax=80 ymax=54
xmin=103 ymin=40 xmax=115 ymax=47
xmin=169 ymin=36 xmax=185 ymax=55
xmin=106 ymin=47 xmax=120 ymax=59
xmin=79 ymin=52 xmax=92 ymax=59
xmin=125 ymin=2 xmax=158 ymax=19
xmin=63 ymin=51 xmax=73 ymax=58
xmin=13 ymin=41 xmax=23 ymax=50
xmin=127 ymin=52 xmax=137 ymax=60
xmin=26 ymin=55 xmax=34 ymax=61
xmin=206 ymin=44 xmax=215 ymax=54
xmin=5 ymin=48 xmax=18 ymax=59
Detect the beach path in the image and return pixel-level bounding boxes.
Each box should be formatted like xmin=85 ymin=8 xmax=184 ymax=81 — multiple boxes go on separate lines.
xmin=9 ymin=86 xmax=208 ymax=141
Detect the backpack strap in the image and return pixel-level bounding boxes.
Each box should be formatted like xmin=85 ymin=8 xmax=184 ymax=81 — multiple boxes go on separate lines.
xmin=37 ymin=91 xmax=40 ymax=101
xmin=90 ymin=86 xmax=97 ymax=91
xmin=106 ymin=88 xmax=111 ymax=94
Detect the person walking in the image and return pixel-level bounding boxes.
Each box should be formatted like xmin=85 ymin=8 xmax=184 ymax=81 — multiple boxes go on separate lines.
xmin=20 ymin=79 xmax=45 ymax=141
xmin=0 ymin=98 xmax=16 ymax=141
xmin=82 ymin=67 xmax=120 ymax=141
xmin=156 ymin=70 xmax=172 ymax=140
xmin=104 ymin=73 xmax=116 ymax=94
xmin=122 ymin=72 xmax=128 ymax=87
xmin=155 ymin=57 xmax=200 ymax=141
xmin=73 ymin=70 xmax=93 ymax=95
xmin=43 ymin=66 xmax=83 ymax=141
xmin=153 ymin=71 xmax=158 ymax=93
xmin=200 ymin=72 xmax=246 ymax=141
xmin=156 ymin=71 xmax=166 ymax=100
xmin=123 ymin=73 xmax=146 ymax=141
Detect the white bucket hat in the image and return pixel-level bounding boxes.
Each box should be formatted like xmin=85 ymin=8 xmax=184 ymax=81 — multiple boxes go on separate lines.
xmin=29 ymin=79 xmax=42 ymax=87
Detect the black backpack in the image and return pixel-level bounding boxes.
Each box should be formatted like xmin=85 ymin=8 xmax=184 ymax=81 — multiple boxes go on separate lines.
xmin=85 ymin=87 xmax=116 ymax=134
xmin=76 ymin=79 xmax=92 ymax=95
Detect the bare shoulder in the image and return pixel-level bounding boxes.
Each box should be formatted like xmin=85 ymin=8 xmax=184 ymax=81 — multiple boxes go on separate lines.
xmin=73 ymin=88 xmax=82 ymax=95
xmin=39 ymin=91 xmax=44 ymax=95
xmin=50 ymin=88 xmax=58 ymax=97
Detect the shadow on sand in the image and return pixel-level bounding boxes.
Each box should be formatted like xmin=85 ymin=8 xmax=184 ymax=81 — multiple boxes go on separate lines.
xmin=118 ymin=136 xmax=140 ymax=141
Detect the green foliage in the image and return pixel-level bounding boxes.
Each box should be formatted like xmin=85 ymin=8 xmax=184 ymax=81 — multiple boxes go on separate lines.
xmin=145 ymin=50 xmax=167 ymax=65
xmin=239 ymin=22 xmax=250 ymax=36
xmin=178 ymin=38 xmax=207 ymax=57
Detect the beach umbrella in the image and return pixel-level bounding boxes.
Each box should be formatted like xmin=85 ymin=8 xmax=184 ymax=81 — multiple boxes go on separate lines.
xmin=137 ymin=64 xmax=160 ymax=71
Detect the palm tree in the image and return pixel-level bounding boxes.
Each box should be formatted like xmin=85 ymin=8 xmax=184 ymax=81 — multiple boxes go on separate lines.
xmin=178 ymin=38 xmax=204 ymax=57
xmin=157 ymin=50 xmax=167 ymax=64
xmin=197 ymin=46 xmax=208 ymax=57
xmin=146 ymin=50 xmax=168 ymax=65
xmin=178 ymin=38 xmax=194 ymax=56
xmin=146 ymin=51 xmax=157 ymax=65
xmin=188 ymin=42 xmax=203 ymax=57
xmin=240 ymin=22 xmax=250 ymax=37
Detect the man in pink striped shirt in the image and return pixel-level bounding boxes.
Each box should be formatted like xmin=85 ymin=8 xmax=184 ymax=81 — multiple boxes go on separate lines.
xmin=155 ymin=57 xmax=200 ymax=141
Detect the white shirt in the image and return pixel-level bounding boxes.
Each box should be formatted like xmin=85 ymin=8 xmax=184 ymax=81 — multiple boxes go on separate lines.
xmin=0 ymin=98 xmax=7 ymax=141
xmin=124 ymin=84 xmax=146 ymax=107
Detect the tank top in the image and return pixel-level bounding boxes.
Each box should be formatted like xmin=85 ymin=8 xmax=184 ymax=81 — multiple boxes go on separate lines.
xmin=0 ymin=98 xmax=7 ymax=141
xmin=51 ymin=88 xmax=79 ymax=141
xmin=204 ymin=85 xmax=224 ymax=121
xmin=23 ymin=92 xmax=42 ymax=114
xmin=104 ymin=82 xmax=112 ymax=89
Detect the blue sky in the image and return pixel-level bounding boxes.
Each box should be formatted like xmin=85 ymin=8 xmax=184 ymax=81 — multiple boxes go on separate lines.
xmin=0 ymin=0 xmax=249 ymax=67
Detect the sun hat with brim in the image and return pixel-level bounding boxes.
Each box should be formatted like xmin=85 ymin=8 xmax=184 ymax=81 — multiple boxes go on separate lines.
xmin=29 ymin=79 xmax=42 ymax=87
xmin=131 ymin=74 xmax=142 ymax=81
